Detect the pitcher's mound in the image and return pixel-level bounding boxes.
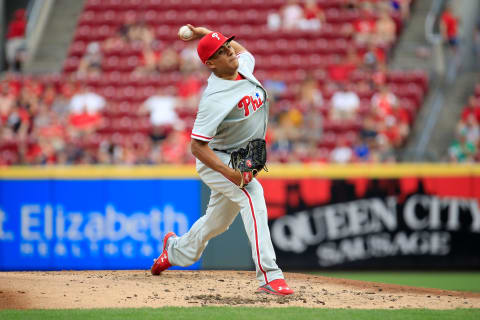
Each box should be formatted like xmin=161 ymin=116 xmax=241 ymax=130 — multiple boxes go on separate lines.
xmin=1 ymin=270 xmax=479 ymax=309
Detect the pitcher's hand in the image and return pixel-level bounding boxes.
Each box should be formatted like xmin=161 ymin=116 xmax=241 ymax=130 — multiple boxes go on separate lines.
xmin=178 ymin=24 xmax=211 ymax=41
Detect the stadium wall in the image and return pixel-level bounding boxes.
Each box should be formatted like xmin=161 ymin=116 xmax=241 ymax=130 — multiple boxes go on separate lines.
xmin=1 ymin=164 xmax=479 ymax=271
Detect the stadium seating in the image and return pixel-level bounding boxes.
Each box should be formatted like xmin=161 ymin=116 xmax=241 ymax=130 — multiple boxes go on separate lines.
xmin=1 ymin=0 xmax=429 ymax=165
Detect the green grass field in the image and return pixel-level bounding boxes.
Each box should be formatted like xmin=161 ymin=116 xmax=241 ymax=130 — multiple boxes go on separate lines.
xmin=1 ymin=307 xmax=480 ymax=320
xmin=1 ymin=272 xmax=479 ymax=320
xmin=311 ymin=271 xmax=480 ymax=292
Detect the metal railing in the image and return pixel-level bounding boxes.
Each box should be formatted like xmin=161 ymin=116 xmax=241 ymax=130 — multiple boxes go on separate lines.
xmin=410 ymin=0 xmax=448 ymax=161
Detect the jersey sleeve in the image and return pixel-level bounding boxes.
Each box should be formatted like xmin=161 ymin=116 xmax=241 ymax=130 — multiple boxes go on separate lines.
xmin=237 ymin=51 xmax=255 ymax=74
xmin=191 ymin=97 xmax=232 ymax=142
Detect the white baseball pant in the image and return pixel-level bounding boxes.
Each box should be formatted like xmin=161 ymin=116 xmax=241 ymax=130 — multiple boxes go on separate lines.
xmin=167 ymin=151 xmax=284 ymax=285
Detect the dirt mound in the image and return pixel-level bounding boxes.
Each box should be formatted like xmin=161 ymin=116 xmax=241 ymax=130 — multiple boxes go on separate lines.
xmin=1 ymin=270 xmax=479 ymax=309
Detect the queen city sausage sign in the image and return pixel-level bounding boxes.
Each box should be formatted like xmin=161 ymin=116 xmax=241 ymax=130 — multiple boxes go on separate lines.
xmin=270 ymin=195 xmax=480 ymax=268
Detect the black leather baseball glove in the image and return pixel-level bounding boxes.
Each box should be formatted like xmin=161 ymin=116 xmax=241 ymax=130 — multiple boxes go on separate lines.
xmin=229 ymin=139 xmax=268 ymax=188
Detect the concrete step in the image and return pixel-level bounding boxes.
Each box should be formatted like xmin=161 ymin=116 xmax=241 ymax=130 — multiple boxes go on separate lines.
xmin=390 ymin=0 xmax=432 ymax=70
xmin=25 ymin=0 xmax=85 ymax=73
xmin=426 ymin=71 xmax=479 ymax=159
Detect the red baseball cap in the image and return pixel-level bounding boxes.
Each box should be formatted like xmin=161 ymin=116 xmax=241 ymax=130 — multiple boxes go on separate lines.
xmin=197 ymin=31 xmax=235 ymax=64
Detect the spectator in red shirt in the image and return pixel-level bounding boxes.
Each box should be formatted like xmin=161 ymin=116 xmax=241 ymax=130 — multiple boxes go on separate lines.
xmin=441 ymin=5 xmax=459 ymax=50
xmin=371 ymin=85 xmax=398 ymax=116
xmin=67 ymin=86 xmax=105 ymax=137
xmin=353 ymin=10 xmax=377 ymax=45
xmin=176 ymin=72 xmax=203 ymax=109
xmin=5 ymin=73 xmax=22 ymax=97
xmin=6 ymin=9 xmax=27 ymax=71
xmin=134 ymin=44 xmax=161 ymax=75
xmin=327 ymin=47 xmax=360 ymax=83
xmin=461 ymin=96 xmax=480 ymax=122
xmin=60 ymin=80 xmax=78 ymax=99
xmin=298 ymin=0 xmax=325 ymax=31
xmin=384 ymin=104 xmax=410 ymax=146
xmin=160 ymin=128 xmax=189 ymax=164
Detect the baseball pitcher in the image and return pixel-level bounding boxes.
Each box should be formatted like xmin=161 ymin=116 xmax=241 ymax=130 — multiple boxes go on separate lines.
xmin=151 ymin=24 xmax=293 ymax=296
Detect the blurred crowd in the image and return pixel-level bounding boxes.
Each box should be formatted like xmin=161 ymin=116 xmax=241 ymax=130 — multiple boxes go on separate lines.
xmin=0 ymin=72 xmax=201 ymax=165
xmin=0 ymin=0 xmax=421 ymax=166
xmin=266 ymin=69 xmax=412 ymax=164
xmin=448 ymin=88 xmax=480 ymax=163
xmin=76 ymin=13 xmax=203 ymax=77
xmin=268 ymin=0 xmax=409 ymax=47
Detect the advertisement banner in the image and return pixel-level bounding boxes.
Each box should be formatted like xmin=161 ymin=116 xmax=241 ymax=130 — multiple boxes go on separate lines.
xmin=262 ymin=177 xmax=480 ymax=269
xmin=0 ymin=179 xmax=200 ymax=271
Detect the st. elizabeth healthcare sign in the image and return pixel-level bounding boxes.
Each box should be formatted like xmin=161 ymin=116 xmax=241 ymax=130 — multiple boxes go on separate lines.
xmin=0 ymin=166 xmax=200 ymax=270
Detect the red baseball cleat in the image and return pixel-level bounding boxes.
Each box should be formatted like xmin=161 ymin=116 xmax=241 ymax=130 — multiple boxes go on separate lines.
xmin=257 ymin=279 xmax=294 ymax=296
xmin=151 ymin=232 xmax=176 ymax=275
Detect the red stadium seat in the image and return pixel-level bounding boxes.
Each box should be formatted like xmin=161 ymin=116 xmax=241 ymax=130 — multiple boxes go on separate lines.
xmin=123 ymin=0 xmax=144 ymax=11
xmin=74 ymin=25 xmax=92 ymax=41
xmin=1 ymin=150 xmax=19 ymax=165
xmin=78 ymin=11 xmax=98 ymax=26
xmin=63 ymin=57 xmax=80 ymax=73
xmin=318 ymin=133 xmax=337 ymax=150
xmin=97 ymin=10 xmax=120 ymax=26
xmin=135 ymin=117 xmax=153 ymax=134
xmin=84 ymin=0 xmax=103 ymax=11
xmin=143 ymin=10 xmax=159 ymax=24
xmin=102 ymin=56 xmax=120 ymax=73
xmin=272 ymin=39 xmax=290 ymax=54
xmin=68 ymin=41 xmax=86 ymax=58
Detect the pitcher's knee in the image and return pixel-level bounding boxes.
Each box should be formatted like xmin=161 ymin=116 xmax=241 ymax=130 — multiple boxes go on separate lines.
xmin=205 ymin=224 xmax=230 ymax=239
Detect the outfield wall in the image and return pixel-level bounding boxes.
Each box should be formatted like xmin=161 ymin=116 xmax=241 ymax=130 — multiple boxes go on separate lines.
xmin=0 ymin=166 xmax=201 ymax=271
xmin=262 ymin=164 xmax=480 ymax=270
xmin=1 ymin=164 xmax=479 ymax=271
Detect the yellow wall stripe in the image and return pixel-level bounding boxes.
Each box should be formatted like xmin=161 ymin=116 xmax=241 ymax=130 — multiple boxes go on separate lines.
xmin=0 ymin=164 xmax=477 ymax=179
xmin=0 ymin=165 xmax=198 ymax=179
xmin=266 ymin=163 xmax=476 ymax=178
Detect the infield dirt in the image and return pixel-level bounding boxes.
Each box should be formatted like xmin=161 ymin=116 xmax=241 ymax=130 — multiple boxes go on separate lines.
xmin=1 ymin=270 xmax=479 ymax=309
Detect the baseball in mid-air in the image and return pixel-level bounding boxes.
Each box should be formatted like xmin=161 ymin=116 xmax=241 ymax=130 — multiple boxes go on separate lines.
xmin=179 ymin=25 xmax=193 ymax=40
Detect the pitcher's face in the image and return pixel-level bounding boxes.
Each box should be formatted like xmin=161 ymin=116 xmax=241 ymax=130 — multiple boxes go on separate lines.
xmin=206 ymin=41 xmax=239 ymax=73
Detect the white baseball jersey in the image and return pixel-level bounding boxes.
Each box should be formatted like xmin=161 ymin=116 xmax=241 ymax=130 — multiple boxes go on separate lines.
xmin=166 ymin=50 xmax=284 ymax=286
xmin=191 ymin=52 xmax=269 ymax=151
